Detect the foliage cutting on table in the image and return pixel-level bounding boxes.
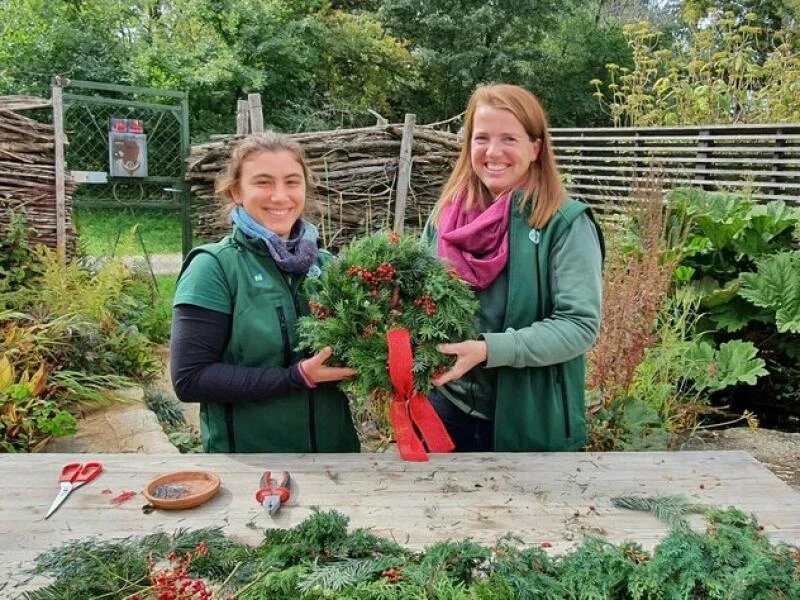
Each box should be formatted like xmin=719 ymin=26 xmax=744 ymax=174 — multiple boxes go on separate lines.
xmin=297 ymin=231 xmax=478 ymax=432
xmin=24 ymin=507 xmax=800 ymax=599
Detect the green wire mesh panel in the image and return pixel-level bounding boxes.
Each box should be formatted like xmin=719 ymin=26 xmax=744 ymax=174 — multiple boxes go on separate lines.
xmin=64 ymin=101 xmax=184 ymax=207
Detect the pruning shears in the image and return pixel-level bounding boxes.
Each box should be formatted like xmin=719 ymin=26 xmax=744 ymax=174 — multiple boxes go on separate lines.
xmin=255 ymin=470 xmax=291 ymax=515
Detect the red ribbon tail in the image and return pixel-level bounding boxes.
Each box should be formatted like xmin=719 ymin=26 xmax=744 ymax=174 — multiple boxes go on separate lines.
xmin=390 ymin=397 xmax=428 ymax=461
xmin=409 ymin=392 xmax=455 ymax=453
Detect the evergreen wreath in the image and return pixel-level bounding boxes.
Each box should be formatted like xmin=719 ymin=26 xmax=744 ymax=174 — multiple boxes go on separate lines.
xmin=297 ymin=231 xmax=479 ymax=437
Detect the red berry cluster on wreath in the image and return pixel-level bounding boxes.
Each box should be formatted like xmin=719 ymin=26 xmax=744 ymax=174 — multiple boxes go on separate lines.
xmin=308 ymin=301 xmax=331 ymax=320
xmin=347 ymin=262 xmax=396 ymax=286
xmin=413 ymin=292 xmax=437 ymax=317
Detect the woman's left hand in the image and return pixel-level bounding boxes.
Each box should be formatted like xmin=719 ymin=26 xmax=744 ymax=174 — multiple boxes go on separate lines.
xmin=432 ymin=340 xmax=488 ymax=386
xmin=302 ymin=347 xmax=356 ymax=384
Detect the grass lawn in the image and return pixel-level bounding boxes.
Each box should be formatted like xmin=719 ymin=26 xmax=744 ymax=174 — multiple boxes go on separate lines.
xmin=74 ymin=207 xmax=184 ymax=256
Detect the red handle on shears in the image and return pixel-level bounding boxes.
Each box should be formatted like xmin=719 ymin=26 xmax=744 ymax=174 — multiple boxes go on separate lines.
xmin=255 ymin=471 xmax=291 ymax=504
xmin=60 ymin=461 xmax=104 ymax=484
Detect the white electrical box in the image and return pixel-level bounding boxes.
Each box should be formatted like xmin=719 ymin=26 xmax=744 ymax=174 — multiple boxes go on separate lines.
xmin=108 ymin=118 xmax=148 ymax=178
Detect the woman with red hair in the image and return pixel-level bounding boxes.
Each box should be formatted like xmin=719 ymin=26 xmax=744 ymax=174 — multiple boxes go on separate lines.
xmin=424 ymin=84 xmax=604 ymax=452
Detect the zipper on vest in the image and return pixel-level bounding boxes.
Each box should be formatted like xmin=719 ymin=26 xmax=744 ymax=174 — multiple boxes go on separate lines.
xmin=276 ymin=306 xmax=291 ymax=366
xmin=276 ymin=305 xmax=318 ymax=451
xmin=556 ymin=367 xmax=571 ymax=438
xmin=224 ymin=404 xmax=236 ymax=452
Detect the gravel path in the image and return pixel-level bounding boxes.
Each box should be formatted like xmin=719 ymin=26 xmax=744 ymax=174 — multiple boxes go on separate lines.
xmin=122 ymin=253 xmax=183 ymax=275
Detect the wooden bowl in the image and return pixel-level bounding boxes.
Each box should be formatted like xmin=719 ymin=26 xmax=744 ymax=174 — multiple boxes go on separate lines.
xmin=143 ymin=471 xmax=221 ymax=510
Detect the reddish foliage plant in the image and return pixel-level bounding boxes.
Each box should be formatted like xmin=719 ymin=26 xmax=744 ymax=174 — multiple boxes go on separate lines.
xmin=587 ymin=181 xmax=688 ymax=409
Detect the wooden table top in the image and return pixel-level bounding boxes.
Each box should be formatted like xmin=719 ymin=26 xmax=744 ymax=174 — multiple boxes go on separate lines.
xmin=2 ymin=451 xmax=799 ymax=595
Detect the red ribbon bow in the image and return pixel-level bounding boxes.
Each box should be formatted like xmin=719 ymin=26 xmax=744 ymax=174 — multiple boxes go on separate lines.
xmin=386 ymin=328 xmax=455 ymax=461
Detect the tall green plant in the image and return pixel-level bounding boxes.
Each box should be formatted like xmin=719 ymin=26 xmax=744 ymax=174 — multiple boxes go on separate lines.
xmin=0 ymin=210 xmax=43 ymax=298
xmin=669 ymin=187 xmax=800 ymax=338
xmin=591 ymin=10 xmax=800 ymax=126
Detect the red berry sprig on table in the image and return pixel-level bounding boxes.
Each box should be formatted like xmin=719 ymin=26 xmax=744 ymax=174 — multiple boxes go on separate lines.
xmin=381 ymin=566 xmax=404 ymax=583
xmin=130 ymin=542 xmax=231 ymax=600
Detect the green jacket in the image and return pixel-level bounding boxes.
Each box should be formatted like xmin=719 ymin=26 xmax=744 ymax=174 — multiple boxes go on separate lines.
xmin=426 ymin=195 xmax=603 ymax=451
xmin=175 ymin=228 xmax=359 ymax=453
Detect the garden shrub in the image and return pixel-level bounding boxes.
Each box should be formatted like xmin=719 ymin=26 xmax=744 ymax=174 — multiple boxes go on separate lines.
xmin=669 ymin=187 xmax=800 ymax=421
xmin=591 ymin=10 xmax=800 ymax=126
xmin=587 ymin=185 xmax=769 ymax=449
xmin=0 ymin=211 xmax=162 ymax=451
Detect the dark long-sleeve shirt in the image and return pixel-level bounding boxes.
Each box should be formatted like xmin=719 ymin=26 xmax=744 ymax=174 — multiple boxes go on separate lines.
xmin=170 ymin=303 xmax=310 ymax=403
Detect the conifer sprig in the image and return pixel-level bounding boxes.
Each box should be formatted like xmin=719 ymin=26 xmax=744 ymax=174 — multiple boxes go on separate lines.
xmin=25 ymin=509 xmax=800 ymax=599
xmin=612 ymin=495 xmax=706 ymax=528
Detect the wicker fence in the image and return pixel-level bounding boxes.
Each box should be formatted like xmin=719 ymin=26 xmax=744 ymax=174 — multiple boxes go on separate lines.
xmin=0 ymin=95 xmax=77 ymax=255
xmin=4 ymin=103 xmax=799 ymax=257
xmin=187 ymin=123 xmax=460 ymax=251
xmin=189 ymin=122 xmax=800 ymax=249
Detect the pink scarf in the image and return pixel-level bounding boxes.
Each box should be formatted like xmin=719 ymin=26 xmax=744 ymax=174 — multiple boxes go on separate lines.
xmin=437 ymin=190 xmax=512 ymax=290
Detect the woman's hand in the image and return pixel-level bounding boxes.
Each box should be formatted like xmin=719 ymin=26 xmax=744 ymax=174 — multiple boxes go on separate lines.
xmin=432 ymin=340 xmax=488 ymax=386
xmin=301 ymin=347 xmax=356 ymax=383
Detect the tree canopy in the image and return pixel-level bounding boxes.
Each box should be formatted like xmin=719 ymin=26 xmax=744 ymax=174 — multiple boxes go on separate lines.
xmin=1 ymin=0 xmax=798 ymax=136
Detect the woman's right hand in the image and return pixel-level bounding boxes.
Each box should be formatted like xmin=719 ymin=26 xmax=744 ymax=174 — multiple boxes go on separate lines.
xmin=301 ymin=347 xmax=356 ymax=383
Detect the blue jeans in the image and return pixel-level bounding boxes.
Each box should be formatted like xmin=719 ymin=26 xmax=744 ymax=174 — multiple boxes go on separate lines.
xmin=428 ymin=389 xmax=494 ymax=452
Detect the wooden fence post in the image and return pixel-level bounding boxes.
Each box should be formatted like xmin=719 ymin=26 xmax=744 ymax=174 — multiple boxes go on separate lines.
xmin=695 ymin=128 xmax=711 ymax=190
xmin=368 ymin=109 xmax=387 ymax=128
xmin=236 ymin=99 xmax=249 ymax=134
xmin=392 ymin=113 xmax=416 ymax=234
xmin=771 ymin=128 xmax=784 ymax=197
xmin=248 ymin=93 xmax=264 ymax=133
xmin=51 ymin=77 xmax=67 ymax=260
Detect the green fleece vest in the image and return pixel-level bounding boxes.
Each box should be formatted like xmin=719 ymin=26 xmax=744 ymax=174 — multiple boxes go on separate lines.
xmin=494 ymin=198 xmax=602 ymax=451
xmin=179 ymin=230 xmax=359 ymax=453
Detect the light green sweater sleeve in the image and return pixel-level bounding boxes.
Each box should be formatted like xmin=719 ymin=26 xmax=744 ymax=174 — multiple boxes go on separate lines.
xmin=483 ymin=213 xmax=603 ymax=368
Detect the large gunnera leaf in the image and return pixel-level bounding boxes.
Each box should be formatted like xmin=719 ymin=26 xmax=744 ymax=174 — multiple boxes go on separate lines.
xmin=739 ymin=251 xmax=800 ymax=333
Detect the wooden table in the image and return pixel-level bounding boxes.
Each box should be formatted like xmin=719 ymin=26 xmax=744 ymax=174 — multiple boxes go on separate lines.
xmin=2 ymin=451 xmax=799 ymax=596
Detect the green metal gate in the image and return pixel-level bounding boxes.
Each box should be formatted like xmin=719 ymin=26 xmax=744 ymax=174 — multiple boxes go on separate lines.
xmin=54 ymin=79 xmax=191 ymax=256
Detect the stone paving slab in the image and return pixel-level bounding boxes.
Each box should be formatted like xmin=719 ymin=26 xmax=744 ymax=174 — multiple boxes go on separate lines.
xmin=46 ymin=386 xmax=178 ymax=454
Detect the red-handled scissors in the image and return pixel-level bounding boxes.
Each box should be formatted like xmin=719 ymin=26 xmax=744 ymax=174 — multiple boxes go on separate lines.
xmin=44 ymin=461 xmax=104 ymax=520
